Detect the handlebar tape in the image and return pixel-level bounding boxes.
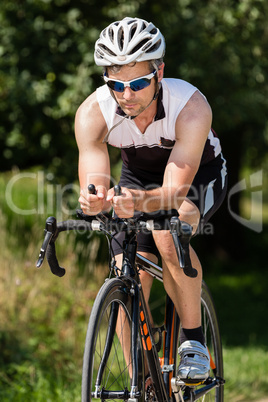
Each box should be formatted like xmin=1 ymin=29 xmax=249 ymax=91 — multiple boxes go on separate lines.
xmin=46 ymin=241 xmax=66 ymax=277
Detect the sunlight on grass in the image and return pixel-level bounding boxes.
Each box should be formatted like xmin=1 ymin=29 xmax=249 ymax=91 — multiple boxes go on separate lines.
xmin=223 ymin=346 xmax=268 ymax=401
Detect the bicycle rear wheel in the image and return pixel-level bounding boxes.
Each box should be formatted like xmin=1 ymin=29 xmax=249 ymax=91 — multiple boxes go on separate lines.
xmin=82 ymin=278 xmax=145 ymax=402
xmin=174 ymin=281 xmax=224 ymax=402
xmin=199 ymin=280 xmax=224 ymax=401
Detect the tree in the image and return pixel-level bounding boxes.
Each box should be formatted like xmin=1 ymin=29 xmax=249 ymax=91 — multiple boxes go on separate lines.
xmin=138 ymin=0 xmax=268 ymax=257
xmin=0 ymin=0 xmax=137 ymax=180
xmin=0 ymin=0 xmax=267 ymax=257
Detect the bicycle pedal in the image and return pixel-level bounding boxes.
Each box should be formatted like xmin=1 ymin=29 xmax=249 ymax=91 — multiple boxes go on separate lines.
xmin=183 ymin=379 xmax=205 ymax=387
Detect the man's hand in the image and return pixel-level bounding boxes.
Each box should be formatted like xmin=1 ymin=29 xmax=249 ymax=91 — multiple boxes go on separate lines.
xmin=79 ymin=185 xmax=107 ymax=215
xmin=107 ymin=187 xmax=135 ymax=218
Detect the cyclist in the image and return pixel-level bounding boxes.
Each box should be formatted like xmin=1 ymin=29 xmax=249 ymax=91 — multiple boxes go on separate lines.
xmin=76 ymin=17 xmax=227 ymax=383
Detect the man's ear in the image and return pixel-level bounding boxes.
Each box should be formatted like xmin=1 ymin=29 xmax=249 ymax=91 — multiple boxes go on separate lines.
xmin=158 ymin=63 xmax=165 ymax=82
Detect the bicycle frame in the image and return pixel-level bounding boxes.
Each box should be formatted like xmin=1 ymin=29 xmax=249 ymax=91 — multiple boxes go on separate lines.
xmin=120 ymin=230 xmax=170 ymax=401
xmin=136 ymin=253 xmax=180 ymax=400
xmin=114 ymin=230 xmax=177 ymax=401
xmin=36 ymin=210 xmax=224 ymax=401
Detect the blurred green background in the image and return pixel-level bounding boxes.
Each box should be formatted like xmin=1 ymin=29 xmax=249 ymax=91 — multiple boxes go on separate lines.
xmin=0 ymin=0 xmax=267 ymax=400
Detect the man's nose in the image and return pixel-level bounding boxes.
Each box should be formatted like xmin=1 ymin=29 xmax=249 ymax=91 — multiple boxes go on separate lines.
xmin=123 ymin=86 xmax=135 ymax=99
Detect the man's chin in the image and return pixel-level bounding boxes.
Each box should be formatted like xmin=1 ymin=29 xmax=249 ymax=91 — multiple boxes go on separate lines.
xmin=121 ymin=108 xmax=138 ymax=117
xmin=122 ymin=105 xmax=144 ymax=117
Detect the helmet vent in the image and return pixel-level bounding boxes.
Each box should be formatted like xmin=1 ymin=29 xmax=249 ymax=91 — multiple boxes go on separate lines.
xmin=108 ymin=27 xmax=114 ymax=41
xmin=127 ymin=19 xmax=136 ymax=25
xmin=145 ymin=39 xmax=161 ymax=53
xmin=98 ymin=44 xmax=116 ymax=57
xmin=150 ymin=28 xmax=157 ymax=35
xmin=130 ymin=39 xmax=149 ymax=55
xmin=130 ymin=24 xmax=137 ymax=39
xmin=140 ymin=22 xmax=146 ymax=32
xmin=118 ymin=26 xmax=124 ymax=51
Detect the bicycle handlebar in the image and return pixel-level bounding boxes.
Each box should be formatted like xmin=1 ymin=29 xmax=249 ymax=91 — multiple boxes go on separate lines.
xmin=36 ymin=185 xmax=197 ymax=278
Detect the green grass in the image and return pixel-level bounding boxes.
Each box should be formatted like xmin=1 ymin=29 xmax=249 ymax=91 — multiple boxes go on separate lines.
xmin=223 ymin=346 xmax=268 ymax=401
xmin=1 ymin=168 xmax=268 ymax=401
xmin=0 ymin=364 xmax=81 ymax=402
xmin=0 ymin=229 xmax=103 ymax=401
xmin=206 ymin=271 xmax=268 ymax=401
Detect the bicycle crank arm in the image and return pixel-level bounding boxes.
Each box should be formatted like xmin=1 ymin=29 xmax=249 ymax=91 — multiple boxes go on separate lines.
xmin=171 ymin=376 xmax=224 ymax=401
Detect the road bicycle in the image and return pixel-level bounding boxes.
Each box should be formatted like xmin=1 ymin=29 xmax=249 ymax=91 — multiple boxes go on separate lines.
xmin=36 ymin=185 xmax=225 ymax=401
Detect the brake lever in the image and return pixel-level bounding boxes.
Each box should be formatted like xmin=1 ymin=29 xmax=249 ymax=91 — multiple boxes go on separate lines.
xmin=170 ymin=216 xmax=198 ymax=278
xmin=36 ymin=216 xmax=58 ymax=268
xmin=170 ymin=217 xmax=184 ymax=268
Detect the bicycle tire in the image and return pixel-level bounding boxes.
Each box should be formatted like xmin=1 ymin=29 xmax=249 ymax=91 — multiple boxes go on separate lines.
xmin=199 ymin=280 xmax=224 ymax=401
xmin=173 ymin=281 xmax=224 ymax=402
xmin=82 ymin=277 xmax=145 ymax=402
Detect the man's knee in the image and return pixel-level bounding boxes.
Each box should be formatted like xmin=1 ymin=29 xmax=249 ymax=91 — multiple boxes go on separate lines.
xmin=178 ymin=198 xmax=200 ymax=235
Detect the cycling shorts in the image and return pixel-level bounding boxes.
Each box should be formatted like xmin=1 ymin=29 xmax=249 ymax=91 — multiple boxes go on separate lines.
xmin=111 ymin=153 xmax=227 ymax=258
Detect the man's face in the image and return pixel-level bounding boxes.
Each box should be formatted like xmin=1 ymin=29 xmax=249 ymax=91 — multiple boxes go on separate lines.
xmin=106 ymin=61 xmax=159 ymax=117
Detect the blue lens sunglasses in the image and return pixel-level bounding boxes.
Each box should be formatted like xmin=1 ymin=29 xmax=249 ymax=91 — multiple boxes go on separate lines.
xmin=104 ymin=70 xmax=157 ymax=93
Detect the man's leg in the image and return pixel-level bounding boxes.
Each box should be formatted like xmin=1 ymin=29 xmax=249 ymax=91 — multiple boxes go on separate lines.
xmin=115 ymin=251 xmax=157 ymax=378
xmin=159 ymin=246 xmax=202 ymax=329
xmin=152 ymin=199 xmax=210 ymax=381
xmin=153 ymin=199 xmax=201 ymax=328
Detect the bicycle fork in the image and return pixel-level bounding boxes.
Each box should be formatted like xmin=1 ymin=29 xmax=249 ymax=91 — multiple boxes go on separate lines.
xmin=93 ymin=281 xmax=143 ymax=401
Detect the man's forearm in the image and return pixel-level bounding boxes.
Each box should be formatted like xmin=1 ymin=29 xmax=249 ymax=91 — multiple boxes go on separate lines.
xmin=130 ymin=186 xmax=185 ymax=212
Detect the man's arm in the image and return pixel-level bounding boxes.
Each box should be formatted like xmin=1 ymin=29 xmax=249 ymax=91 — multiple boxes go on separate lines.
xmin=108 ymin=91 xmax=212 ymax=217
xmin=75 ymin=92 xmax=111 ymax=214
xmin=162 ymin=89 xmax=212 ymax=205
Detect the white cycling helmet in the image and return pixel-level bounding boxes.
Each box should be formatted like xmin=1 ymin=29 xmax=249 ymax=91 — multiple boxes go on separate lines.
xmin=94 ymin=17 xmax=165 ymax=66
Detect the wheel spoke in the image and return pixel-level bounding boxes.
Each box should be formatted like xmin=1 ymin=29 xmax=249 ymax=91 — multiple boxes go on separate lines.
xmin=82 ymin=279 xmax=144 ymax=401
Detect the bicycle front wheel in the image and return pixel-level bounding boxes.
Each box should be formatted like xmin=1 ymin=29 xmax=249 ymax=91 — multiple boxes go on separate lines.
xmin=82 ymin=278 xmax=145 ymax=402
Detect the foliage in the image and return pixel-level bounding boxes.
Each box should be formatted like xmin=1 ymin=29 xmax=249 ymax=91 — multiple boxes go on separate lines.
xmin=0 ymin=0 xmax=132 ymax=180
xmin=0 ymin=0 xmax=267 ymax=178
xmin=1 ymin=0 xmax=267 ymax=257
xmin=138 ymin=1 xmax=268 ymax=250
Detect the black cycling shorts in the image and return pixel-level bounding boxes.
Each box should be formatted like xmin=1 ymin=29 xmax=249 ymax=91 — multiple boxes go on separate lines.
xmin=111 ymin=153 xmax=227 ymax=258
